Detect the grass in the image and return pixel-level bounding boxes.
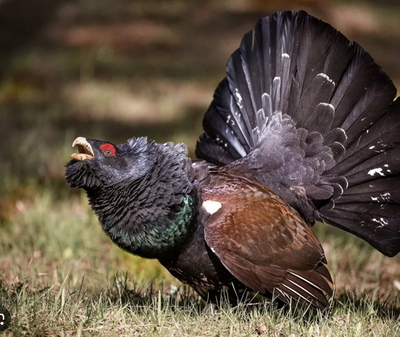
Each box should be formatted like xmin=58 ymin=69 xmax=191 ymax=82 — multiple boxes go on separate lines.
xmin=1 ymin=279 xmax=400 ymax=337
xmin=1 ymin=0 xmax=400 ymax=335
xmin=1 ymin=266 xmax=400 ymax=336
xmin=1 ymin=182 xmax=400 ymax=336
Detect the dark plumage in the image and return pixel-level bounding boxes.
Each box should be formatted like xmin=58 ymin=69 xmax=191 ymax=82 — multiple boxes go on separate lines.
xmin=65 ymin=11 xmax=400 ymax=310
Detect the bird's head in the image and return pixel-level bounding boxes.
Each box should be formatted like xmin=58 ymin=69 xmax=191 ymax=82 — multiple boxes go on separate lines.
xmin=65 ymin=136 xmax=157 ymax=190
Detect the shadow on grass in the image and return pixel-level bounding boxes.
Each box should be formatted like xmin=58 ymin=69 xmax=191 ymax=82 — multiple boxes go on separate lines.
xmin=103 ymin=274 xmax=400 ymax=320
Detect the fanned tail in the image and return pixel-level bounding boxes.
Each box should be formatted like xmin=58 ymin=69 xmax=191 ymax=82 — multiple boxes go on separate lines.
xmin=196 ymin=11 xmax=400 ymax=256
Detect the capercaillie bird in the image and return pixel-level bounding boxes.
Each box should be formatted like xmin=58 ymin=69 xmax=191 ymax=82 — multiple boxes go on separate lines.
xmin=65 ymin=11 xmax=400 ymax=310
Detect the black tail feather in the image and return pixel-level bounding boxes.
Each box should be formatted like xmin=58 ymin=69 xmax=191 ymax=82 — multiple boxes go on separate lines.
xmin=196 ymin=11 xmax=400 ymax=256
xmin=330 ymin=99 xmax=400 ymax=176
xmin=321 ymin=203 xmax=400 ymax=257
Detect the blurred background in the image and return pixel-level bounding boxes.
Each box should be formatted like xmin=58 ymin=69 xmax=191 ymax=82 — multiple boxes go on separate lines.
xmin=0 ymin=0 xmax=399 ymax=298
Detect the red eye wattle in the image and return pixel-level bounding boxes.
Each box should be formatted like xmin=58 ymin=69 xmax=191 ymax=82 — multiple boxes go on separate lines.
xmin=101 ymin=144 xmax=116 ymax=157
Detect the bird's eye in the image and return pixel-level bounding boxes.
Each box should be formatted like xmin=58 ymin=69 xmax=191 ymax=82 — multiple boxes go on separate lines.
xmin=103 ymin=149 xmax=113 ymax=156
xmin=101 ymin=144 xmax=116 ymax=157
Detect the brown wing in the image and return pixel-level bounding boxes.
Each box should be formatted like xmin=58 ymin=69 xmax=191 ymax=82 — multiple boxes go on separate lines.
xmin=202 ymin=176 xmax=333 ymax=309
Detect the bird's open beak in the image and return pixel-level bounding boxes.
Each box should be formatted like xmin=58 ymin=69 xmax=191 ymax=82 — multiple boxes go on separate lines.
xmin=71 ymin=137 xmax=94 ymax=161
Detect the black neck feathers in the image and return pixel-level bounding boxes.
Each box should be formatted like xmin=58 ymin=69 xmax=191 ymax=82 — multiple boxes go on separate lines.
xmin=87 ymin=142 xmax=198 ymax=259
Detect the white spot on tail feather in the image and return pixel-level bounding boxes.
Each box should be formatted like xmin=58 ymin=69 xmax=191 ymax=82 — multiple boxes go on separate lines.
xmin=372 ymin=217 xmax=388 ymax=227
xmin=317 ymin=73 xmax=335 ymax=85
xmin=319 ymin=102 xmax=335 ymax=110
xmin=368 ymin=168 xmax=384 ymax=176
xmin=202 ymin=200 xmax=222 ymax=215
xmin=371 ymin=192 xmax=391 ymax=203
xmin=234 ymin=88 xmax=243 ymax=109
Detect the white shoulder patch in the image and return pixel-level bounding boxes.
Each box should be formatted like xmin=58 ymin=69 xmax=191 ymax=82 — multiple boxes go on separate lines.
xmin=202 ymin=200 xmax=222 ymax=215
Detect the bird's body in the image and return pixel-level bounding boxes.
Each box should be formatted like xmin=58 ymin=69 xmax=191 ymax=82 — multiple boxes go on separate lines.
xmin=161 ymin=165 xmax=332 ymax=308
xmin=66 ymin=11 xmax=400 ymax=310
